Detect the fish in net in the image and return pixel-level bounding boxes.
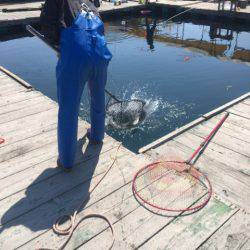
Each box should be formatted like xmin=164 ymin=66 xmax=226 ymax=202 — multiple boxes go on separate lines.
xmin=106 ymin=99 xmax=146 ymax=129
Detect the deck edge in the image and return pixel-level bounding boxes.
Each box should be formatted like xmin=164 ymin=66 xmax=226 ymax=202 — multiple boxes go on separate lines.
xmin=0 ymin=66 xmax=33 ymax=89
xmin=202 ymin=92 xmax=250 ymax=119
xmin=139 ymin=117 xmax=206 ymax=154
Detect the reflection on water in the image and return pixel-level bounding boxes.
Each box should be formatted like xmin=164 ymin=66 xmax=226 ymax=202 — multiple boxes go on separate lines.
xmin=105 ymin=16 xmax=250 ymax=64
xmin=0 ymin=11 xmax=250 ymax=152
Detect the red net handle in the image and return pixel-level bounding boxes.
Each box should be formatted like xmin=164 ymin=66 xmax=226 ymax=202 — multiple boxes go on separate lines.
xmin=186 ymin=112 xmax=229 ymax=164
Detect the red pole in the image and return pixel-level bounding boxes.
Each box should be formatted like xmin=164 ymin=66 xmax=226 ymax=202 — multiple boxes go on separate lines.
xmin=186 ymin=112 xmax=229 ymax=164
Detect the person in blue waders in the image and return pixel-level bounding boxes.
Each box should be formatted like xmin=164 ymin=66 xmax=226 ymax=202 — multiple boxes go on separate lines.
xmin=41 ymin=0 xmax=112 ymax=172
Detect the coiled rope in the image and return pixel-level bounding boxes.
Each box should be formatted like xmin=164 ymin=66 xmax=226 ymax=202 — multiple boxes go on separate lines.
xmin=39 ymin=143 xmax=122 ymax=250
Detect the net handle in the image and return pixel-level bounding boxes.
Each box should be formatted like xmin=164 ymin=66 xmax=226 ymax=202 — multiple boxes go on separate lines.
xmin=186 ymin=112 xmax=229 ymax=165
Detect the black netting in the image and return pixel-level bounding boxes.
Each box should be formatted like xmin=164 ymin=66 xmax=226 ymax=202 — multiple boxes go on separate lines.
xmin=106 ymin=99 xmax=146 ymax=129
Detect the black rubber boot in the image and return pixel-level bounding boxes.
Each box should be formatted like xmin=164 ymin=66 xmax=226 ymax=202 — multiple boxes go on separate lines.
xmin=57 ymin=159 xmax=72 ymax=172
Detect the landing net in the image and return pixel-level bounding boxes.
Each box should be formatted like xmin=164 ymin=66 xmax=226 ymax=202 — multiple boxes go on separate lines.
xmin=132 ymin=161 xmax=212 ymax=213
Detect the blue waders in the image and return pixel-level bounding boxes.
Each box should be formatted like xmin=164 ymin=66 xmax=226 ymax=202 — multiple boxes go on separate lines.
xmin=56 ymin=11 xmax=112 ymax=169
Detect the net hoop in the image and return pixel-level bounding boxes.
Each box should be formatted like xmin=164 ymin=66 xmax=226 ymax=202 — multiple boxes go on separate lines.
xmin=132 ymin=161 xmax=212 ymax=212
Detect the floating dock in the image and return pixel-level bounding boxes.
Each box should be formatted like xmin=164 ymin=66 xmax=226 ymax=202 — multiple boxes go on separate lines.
xmin=0 ymin=1 xmax=143 ymax=27
xmin=0 ymin=66 xmax=249 ymax=249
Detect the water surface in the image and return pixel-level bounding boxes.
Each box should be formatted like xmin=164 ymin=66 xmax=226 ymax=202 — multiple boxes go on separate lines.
xmin=0 ymin=12 xmax=250 ymax=152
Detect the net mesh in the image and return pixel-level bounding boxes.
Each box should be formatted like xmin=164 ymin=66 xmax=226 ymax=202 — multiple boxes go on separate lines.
xmin=106 ymin=100 xmax=146 ymax=129
xmin=133 ymin=161 xmax=212 ymax=212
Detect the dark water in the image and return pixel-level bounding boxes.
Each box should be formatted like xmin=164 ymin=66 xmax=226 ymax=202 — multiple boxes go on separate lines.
xmin=0 ymin=11 xmax=250 ymax=152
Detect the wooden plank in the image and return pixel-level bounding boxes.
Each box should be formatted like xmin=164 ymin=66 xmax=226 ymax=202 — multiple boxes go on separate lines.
xmin=14 ymin=152 xmax=180 ymax=250
xmin=202 ymin=93 xmax=250 ymax=119
xmin=0 ymin=135 xmax=240 ymax=249
xmin=189 ymin=122 xmax=250 ymax=157
xmin=139 ymin=197 xmax=238 ymax=250
xmin=146 ymin=140 xmax=250 ymax=211
xmin=211 ymin=112 xmax=250 ymax=131
xmin=0 ymin=96 xmax=52 ymax=116
xmin=0 ymin=127 xmax=57 ymax=163
xmin=198 ymin=210 xmax=250 ymax=250
xmin=139 ymin=117 xmax=205 ymax=153
xmin=17 ymin=159 xmax=143 ymax=249
xmin=0 ymin=76 xmax=20 ymax=84
xmin=0 ymin=84 xmax=28 ymax=96
xmin=232 ymin=101 xmax=250 ymax=111
xmin=0 ymin=146 xmax=138 ymax=249
xmin=0 ymin=108 xmax=57 ymax=135
xmin=0 ymin=133 xmax=117 ymax=200
xmin=0 ymin=111 xmax=59 ymax=180
xmin=0 ymin=142 xmax=58 ymax=180
xmin=80 ymin=196 xmax=236 ymax=250
xmin=29 ymin=188 xmax=229 ymax=250
xmin=0 ymin=66 xmax=33 ymax=89
xmin=0 ymin=100 xmax=55 ymax=125
xmin=0 ymin=87 xmax=31 ymax=99
xmin=0 ymin=141 xmax=123 ymax=225
xmin=243 ymin=98 xmax=250 ymax=106
xmin=0 ymin=90 xmax=42 ymax=107
xmin=17 ymin=145 xmax=239 ymax=250
xmin=0 ymin=79 xmax=20 ymax=89
xmin=174 ymin=131 xmax=250 ymax=176
xmin=229 ymin=103 xmax=250 ymax=120
xmin=0 ymin=167 xmax=106 ymax=249
xmin=107 ymin=188 xmax=207 ymax=249
xmin=0 ymin=117 xmax=57 ymax=149
xmin=0 ymin=121 xmax=113 ymax=182
xmin=0 ymin=75 xmax=8 ymax=81
xmin=203 ymin=115 xmax=250 ymax=143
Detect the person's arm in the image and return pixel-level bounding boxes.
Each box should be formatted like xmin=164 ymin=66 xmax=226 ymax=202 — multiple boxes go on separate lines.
xmin=40 ymin=0 xmax=62 ymax=47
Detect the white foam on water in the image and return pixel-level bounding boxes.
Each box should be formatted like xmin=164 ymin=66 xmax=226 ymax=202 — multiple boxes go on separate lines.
xmin=80 ymin=82 xmax=195 ymax=136
xmin=105 ymin=84 xmax=194 ymax=131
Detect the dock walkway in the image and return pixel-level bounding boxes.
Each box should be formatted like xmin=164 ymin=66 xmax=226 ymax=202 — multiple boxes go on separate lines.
xmin=0 ymin=66 xmax=249 ymax=249
xmin=0 ymin=1 xmax=143 ymax=27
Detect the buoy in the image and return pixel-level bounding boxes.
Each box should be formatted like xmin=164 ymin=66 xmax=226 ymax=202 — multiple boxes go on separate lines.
xmin=0 ymin=138 xmax=5 ymax=144
xmin=184 ymin=56 xmax=190 ymax=62
xmin=140 ymin=10 xmax=152 ymax=15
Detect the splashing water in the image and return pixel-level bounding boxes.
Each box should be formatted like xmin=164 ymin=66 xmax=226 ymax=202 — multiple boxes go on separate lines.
xmin=105 ymin=86 xmax=194 ymax=132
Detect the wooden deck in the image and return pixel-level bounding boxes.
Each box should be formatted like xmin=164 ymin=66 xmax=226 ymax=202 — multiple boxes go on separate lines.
xmin=0 ymin=66 xmax=249 ymax=249
xmin=0 ymin=1 xmax=144 ymax=27
xmin=139 ymin=92 xmax=250 ymax=249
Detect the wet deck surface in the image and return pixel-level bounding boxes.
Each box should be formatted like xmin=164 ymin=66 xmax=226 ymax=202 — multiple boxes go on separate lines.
xmin=0 ymin=67 xmax=249 ymax=249
xmin=1 ymin=0 xmax=250 ymax=27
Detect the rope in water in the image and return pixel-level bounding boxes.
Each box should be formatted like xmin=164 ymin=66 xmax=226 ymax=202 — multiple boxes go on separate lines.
xmin=39 ymin=143 xmax=122 ymax=250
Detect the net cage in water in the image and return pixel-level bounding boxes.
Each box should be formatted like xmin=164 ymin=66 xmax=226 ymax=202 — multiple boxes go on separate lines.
xmin=132 ymin=161 xmax=212 ymax=213
xmin=106 ymin=99 xmax=146 ymax=129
